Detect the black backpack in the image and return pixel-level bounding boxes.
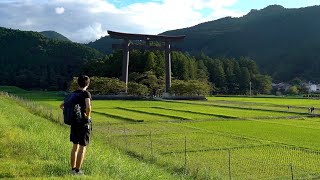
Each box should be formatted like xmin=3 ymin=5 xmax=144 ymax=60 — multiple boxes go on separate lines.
xmin=63 ymin=92 xmax=83 ymax=125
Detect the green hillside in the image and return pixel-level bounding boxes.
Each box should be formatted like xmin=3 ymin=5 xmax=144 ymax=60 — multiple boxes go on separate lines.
xmin=0 ymin=91 xmax=178 ymax=179
xmin=0 ymin=27 xmax=104 ymax=90
xmin=162 ymin=5 xmax=320 ymax=82
xmin=89 ymin=5 xmax=320 ymax=82
xmin=0 ymin=27 xmax=270 ymax=95
xmin=40 ymin=31 xmax=71 ymax=42
xmin=87 ymin=36 xmax=121 ymax=54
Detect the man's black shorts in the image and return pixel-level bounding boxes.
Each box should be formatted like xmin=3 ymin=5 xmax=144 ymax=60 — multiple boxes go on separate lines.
xmin=70 ymin=122 xmax=91 ymax=146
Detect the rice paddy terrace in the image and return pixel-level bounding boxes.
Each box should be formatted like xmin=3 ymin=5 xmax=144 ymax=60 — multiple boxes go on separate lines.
xmin=1 ymin=86 xmax=320 ymax=179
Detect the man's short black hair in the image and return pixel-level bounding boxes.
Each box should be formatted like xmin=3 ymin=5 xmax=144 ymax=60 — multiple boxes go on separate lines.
xmin=77 ymin=75 xmax=90 ymax=88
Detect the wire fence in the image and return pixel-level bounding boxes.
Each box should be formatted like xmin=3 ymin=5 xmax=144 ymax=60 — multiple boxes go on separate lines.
xmin=1 ymin=92 xmax=64 ymax=125
xmin=2 ymin=92 xmax=320 ymax=179
xmin=107 ymin=124 xmax=320 ymax=179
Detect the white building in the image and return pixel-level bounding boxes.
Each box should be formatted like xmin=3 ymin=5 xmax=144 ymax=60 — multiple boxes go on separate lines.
xmin=310 ymin=84 xmax=317 ymax=92
xmin=304 ymin=83 xmax=318 ymax=92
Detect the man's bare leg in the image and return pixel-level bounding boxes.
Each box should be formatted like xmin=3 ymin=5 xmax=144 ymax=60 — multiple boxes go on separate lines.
xmin=75 ymin=145 xmax=86 ymax=170
xmin=71 ymin=144 xmax=79 ymax=169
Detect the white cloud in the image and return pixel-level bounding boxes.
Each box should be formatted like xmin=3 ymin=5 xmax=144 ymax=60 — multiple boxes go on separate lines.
xmin=69 ymin=22 xmax=109 ymax=42
xmin=55 ymin=7 xmax=65 ymax=14
xmin=123 ymin=1 xmax=203 ymax=33
xmin=120 ymin=0 xmax=243 ymax=34
xmin=20 ymin=18 xmax=33 ymax=26
xmin=0 ymin=0 xmax=243 ymax=43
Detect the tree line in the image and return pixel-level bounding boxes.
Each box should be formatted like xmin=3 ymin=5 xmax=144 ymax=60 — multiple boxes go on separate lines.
xmin=0 ymin=27 xmax=103 ymax=90
xmin=0 ymin=27 xmax=272 ymax=95
xmin=81 ymin=50 xmax=272 ymax=95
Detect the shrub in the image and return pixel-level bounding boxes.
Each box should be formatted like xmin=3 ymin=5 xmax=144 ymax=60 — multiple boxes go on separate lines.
xmin=69 ymin=77 xmax=126 ymax=95
xmin=170 ymin=80 xmax=212 ymax=96
xmin=287 ymin=86 xmax=299 ymax=95
xmin=127 ymin=82 xmax=149 ymax=96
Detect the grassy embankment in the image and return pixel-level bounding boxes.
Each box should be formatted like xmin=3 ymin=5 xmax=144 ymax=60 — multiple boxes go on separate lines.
xmin=2 ymin=86 xmax=320 ymax=179
xmin=0 ymin=89 xmax=180 ymax=179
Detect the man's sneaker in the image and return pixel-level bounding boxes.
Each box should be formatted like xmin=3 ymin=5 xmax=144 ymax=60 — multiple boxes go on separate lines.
xmin=75 ymin=170 xmax=84 ymax=176
xmin=71 ymin=170 xmax=77 ymax=175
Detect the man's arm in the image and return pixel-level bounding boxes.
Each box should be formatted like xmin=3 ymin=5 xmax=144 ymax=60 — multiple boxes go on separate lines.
xmin=84 ymin=98 xmax=91 ymax=119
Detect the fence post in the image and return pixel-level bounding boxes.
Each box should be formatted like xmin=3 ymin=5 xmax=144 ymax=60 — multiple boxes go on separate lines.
xmin=228 ymin=148 xmax=231 ymax=180
xmin=124 ymin=126 xmax=128 ymax=152
xmin=108 ymin=122 xmax=111 ymax=143
xmin=50 ymin=109 xmax=53 ymax=120
xmin=290 ymin=162 xmax=294 ymax=180
xmin=150 ymin=129 xmax=154 ymax=161
xmin=184 ymin=136 xmax=187 ymax=176
xmin=205 ymin=167 xmax=210 ymax=180
xmin=57 ymin=113 xmax=60 ymax=122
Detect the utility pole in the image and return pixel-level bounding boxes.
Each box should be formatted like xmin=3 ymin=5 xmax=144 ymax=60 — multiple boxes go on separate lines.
xmin=249 ymin=81 xmax=252 ymax=97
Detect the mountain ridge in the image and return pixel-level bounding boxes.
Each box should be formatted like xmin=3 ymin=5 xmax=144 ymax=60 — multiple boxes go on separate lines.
xmin=0 ymin=27 xmax=103 ymax=90
xmin=3 ymin=4 xmax=320 ymax=83
xmin=40 ymin=31 xmax=71 ymax=42
xmin=161 ymin=5 xmax=320 ymax=82
xmin=87 ymin=4 xmax=320 ymax=82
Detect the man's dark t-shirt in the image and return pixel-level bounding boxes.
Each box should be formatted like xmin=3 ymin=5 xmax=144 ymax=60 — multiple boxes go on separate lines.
xmin=70 ymin=89 xmax=91 ymax=146
xmin=73 ymin=90 xmax=91 ymax=122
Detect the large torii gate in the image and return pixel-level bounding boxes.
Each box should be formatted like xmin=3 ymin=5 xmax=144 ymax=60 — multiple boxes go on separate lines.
xmin=107 ymin=30 xmax=185 ymax=94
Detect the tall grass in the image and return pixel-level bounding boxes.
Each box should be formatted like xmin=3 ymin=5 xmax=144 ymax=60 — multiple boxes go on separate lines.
xmin=0 ymin=93 xmax=180 ymax=179
xmin=3 ymin=87 xmax=320 ymax=179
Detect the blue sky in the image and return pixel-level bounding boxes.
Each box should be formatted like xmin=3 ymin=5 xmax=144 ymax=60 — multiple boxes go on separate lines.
xmin=0 ymin=0 xmax=319 ymax=42
xmin=109 ymin=0 xmax=319 ymax=7
xmin=109 ymin=0 xmax=320 ymax=14
xmin=109 ymin=0 xmax=163 ymax=8
xmin=231 ymin=0 xmax=320 ymax=11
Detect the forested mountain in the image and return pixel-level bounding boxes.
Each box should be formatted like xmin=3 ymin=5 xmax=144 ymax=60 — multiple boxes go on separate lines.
xmin=40 ymin=31 xmax=71 ymax=42
xmin=0 ymin=27 xmax=104 ymax=90
xmin=87 ymin=36 xmax=120 ymax=54
xmin=89 ymin=5 xmax=320 ymax=82
xmin=81 ymin=50 xmax=272 ymax=95
xmin=162 ymin=5 xmax=320 ymax=82
xmin=0 ymin=27 xmax=270 ymax=94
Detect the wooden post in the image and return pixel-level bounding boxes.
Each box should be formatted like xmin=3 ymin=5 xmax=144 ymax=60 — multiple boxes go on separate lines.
xmin=57 ymin=113 xmax=60 ymax=122
xmin=108 ymin=122 xmax=111 ymax=143
xmin=249 ymin=81 xmax=252 ymax=96
xmin=228 ymin=148 xmax=231 ymax=180
xmin=124 ymin=127 xmax=128 ymax=152
xmin=150 ymin=130 xmax=154 ymax=161
xmin=122 ymin=39 xmax=130 ymax=93
xmin=165 ymin=42 xmax=171 ymax=93
xmin=290 ymin=162 xmax=294 ymax=180
xmin=50 ymin=109 xmax=53 ymax=120
xmin=184 ymin=136 xmax=187 ymax=175
xmin=206 ymin=167 xmax=211 ymax=180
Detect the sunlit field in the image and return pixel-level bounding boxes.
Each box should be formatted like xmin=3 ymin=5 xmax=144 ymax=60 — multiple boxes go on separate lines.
xmin=1 ymin=86 xmax=320 ymax=179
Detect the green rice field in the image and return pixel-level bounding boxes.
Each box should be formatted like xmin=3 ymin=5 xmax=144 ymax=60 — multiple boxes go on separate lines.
xmin=1 ymin=86 xmax=320 ymax=179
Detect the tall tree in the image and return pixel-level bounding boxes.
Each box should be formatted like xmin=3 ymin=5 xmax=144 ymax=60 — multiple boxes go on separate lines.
xmin=239 ymin=67 xmax=251 ymax=94
xmin=145 ymin=52 xmax=156 ymax=72
xmin=197 ymin=60 xmax=209 ymax=81
xmin=209 ymin=59 xmax=226 ymax=93
xmin=253 ymin=74 xmax=272 ymax=94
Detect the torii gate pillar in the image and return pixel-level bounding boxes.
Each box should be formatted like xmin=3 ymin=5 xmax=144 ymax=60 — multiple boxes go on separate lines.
xmin=122 ymin=40 xmax=130 ymax=93
xmin=108 ymin=30 xmax=185 ymax=94
xmin=165 ymin=42 xmax=171 ymax=93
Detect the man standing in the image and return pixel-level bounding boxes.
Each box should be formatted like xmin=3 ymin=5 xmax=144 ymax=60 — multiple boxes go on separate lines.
xmin=60 ymin=75 xmax=92 ymax=175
